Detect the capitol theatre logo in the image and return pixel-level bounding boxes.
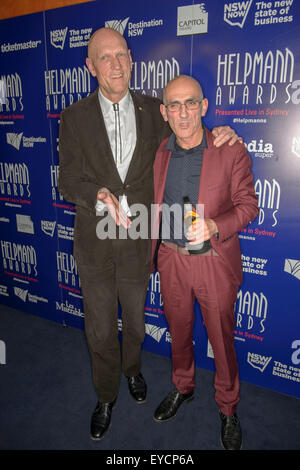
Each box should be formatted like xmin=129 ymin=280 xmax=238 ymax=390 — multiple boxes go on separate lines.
xmin=177 ymin=3 xmax=208 ymax=36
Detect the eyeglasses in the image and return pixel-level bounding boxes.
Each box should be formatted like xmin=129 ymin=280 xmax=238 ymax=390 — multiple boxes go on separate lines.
xmin=164 ymin=98 xmax=203 ymax=113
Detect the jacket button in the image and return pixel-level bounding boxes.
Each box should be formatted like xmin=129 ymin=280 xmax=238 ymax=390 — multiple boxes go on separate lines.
xmin=123 ymin=184 xmax=130 ymax=189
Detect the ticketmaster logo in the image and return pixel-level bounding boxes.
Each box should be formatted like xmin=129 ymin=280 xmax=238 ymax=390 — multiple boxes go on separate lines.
xmin=6 ymin=132 xmax=23 ymax=150
xmin=105 ymin=18 xmax=129 ymax=35
xmin=1 ymin=40 xmax=42 ymax=53
xmin=247 ymin=352 xmax=272 ymax=372
xmin=145 ymin=324 xmax=167 ymax=342
xmin=284 ymin=259 xmax=300 ymax=280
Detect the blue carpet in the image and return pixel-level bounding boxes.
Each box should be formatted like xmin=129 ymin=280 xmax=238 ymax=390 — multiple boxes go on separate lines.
xmin=0 ymin=304 xmax=299 ymax=452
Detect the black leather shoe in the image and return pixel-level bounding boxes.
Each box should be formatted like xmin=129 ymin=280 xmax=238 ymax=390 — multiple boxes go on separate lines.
xmin=153 ymin=389 xmax=194 ymax=422
xmin=90 ymin=400 xmax=116 ymax=441
xmin=219 ymin=411 xmax=242 ymax=450
xmin=127 ymin=372 xmax=147 ymax=403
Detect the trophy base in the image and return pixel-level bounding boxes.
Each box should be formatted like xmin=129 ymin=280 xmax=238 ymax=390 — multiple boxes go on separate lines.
xmin=186 ymin=240 xmax=211 ymax=255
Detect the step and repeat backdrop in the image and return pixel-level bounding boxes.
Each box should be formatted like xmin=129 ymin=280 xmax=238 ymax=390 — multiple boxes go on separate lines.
xmin=0 ymin=0 xmax=299 ymax=398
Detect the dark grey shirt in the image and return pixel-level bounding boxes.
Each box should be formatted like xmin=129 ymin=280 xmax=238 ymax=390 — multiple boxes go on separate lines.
xmin=161 ymin=131 xmax=207 ymax=247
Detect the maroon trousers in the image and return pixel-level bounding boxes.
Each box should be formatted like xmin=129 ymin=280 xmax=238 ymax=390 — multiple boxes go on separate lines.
xmin=157 ymin=242 xmax=240 ymax=416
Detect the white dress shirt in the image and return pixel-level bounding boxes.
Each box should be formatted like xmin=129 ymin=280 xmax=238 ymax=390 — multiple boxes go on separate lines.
xmin=95 ymin=89 xmax=137 ymax=216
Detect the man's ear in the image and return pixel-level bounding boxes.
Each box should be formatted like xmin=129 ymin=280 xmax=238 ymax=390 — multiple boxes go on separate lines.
xmin=86 ymin=57 xmax=96 ymax=77
xmin=160 ymin=103 xmax=168 ymax=122
xmin=201 ymin=98 xmax=209 ymax=117
xmin=128 ymin=49 xmax=133 ymax=69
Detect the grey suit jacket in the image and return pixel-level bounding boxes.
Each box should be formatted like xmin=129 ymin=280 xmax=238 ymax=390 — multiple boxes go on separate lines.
xmin=58 ymin=88 xmax=170 ymax=268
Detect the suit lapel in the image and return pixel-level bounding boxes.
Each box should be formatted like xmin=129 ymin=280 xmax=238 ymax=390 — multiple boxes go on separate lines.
xmin=197 ymin=128 xmax=215 ymax=217
xmin=157 ymin=146 xmax=171 ymax=206
xmin=89 ymin=88 xmax=123 ymax=184
xmin=153 ymin=141 xmax=171 ymax=240
xmin=88 ymin=89 xmax=156 ymax=187
xmin=123 ymin=91 xmax=142 ymax=184
xmin=152 ymin=138 xmax=171 ymax=226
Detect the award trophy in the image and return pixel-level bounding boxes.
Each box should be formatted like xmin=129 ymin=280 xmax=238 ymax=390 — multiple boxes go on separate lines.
xmin=183 ymin=196 xmax=211 ymax=254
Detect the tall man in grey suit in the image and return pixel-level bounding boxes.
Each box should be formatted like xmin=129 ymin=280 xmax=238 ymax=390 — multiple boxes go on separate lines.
xmin=58 ymin=27 xmax=238 ymax=441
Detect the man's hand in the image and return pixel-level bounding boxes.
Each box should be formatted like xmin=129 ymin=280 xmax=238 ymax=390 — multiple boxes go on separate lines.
xmin=97 ymin=187 xmax=131 ymax=229
xmin=212 ymin=125 xmax=243 ymax=147
xmin=186 ymin=218 xmax=218 ymax=245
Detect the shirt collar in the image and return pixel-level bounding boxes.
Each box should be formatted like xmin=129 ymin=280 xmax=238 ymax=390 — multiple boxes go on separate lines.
xmin=98 ymin=88 xmax=132 ymax=117
xmin=165 ymin=128 xmax=207 ymax=155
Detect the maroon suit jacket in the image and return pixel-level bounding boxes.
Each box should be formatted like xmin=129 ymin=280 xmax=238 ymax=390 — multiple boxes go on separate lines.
xmin=151 ymin=127 xmax=258 ymax=286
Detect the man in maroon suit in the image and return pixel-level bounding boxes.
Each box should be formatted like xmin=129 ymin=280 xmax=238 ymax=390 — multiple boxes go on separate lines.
xmin=151 ymin=75 xmax=258 ymax=450
xmin=59 ymin=27 xmax=241 ymax=441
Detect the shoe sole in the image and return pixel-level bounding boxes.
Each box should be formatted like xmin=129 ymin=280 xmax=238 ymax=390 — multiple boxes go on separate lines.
xmin=153 ymin=396 xmax=194 ymax=423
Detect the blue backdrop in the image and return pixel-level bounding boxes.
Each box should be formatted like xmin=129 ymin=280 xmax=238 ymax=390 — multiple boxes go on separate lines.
xmin=0 ymin=0 xmax=299 ymax=399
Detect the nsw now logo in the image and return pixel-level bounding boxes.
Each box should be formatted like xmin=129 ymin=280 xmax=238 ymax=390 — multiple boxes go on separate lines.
xmin=224 ymin=1 xmax=253 ymax=28
xmin=50 ymin=27 xmax=68 ymax=50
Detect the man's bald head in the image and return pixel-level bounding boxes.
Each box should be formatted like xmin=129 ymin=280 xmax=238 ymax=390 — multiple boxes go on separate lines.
xmin=87 ymin=27 xmax=129 ymax=60
xmin=85 ymin=27 xmax=132 ymax=102
xmin=163 ymin=75 xmax=203 ymax=104
xmin=160 ymin=74 xmax=208 ymax=149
